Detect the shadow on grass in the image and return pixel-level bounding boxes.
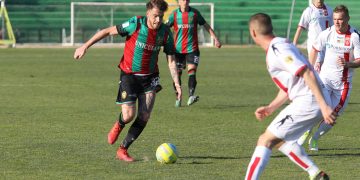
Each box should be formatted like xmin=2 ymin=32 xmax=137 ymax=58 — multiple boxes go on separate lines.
xmin=270 ymin=147 xmax=360 ymax=159
xmin=204 ymin=104 xmax=257 ymax=109
xmin=180 ymin=155 xmax=244 ymax=160
xmin=177 ymin=155 xmax=242 ymax=164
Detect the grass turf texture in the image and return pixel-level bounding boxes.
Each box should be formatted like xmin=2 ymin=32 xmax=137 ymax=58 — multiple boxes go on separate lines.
xmin=1 ymin=47 xmax=360 ymax=179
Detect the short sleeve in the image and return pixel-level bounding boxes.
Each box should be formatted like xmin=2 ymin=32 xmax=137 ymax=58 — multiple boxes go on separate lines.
xmin=166 ymin=11 xmax=175 ymax=27
xmin=352 ymin=31 xmax=360 ymax=59
xmin=312 ymin=29 xmax=328 ymax=52
xmin=327 ymin=6 xmax=334 ymax=26
xmin=298 ymin=8 xmax=310 ymax=29
xmin=195 ymin=9 xmax=206 ymax=26
xmin=116 ymin=16 xmax=138 ymax=37
xmin=274 ymin=44 xmax=308 ymax=76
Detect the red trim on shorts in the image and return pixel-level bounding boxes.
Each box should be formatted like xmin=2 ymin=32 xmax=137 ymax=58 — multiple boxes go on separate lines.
xmin=289 ymin=152 xmax=309 ymax=169
xmin=272 ymin=77 xmax=288 ymax=93
xmin=334 ymin=82 xmax=350 ymax=113
xmin=312 ymin=46 xmax=320 ymax=52
xmin=295 ymin=65 xmax=307 ymax=76
xmin=247 ymin=157 xmax=261 ymax=180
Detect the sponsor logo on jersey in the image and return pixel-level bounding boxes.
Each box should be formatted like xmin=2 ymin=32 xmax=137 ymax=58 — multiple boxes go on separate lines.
xmin=177 ymin=24 xmax=194 ymax=29
xmin=122 ymin=22 xmax=130 ymax=28
xmin=326 ymin=42 xmax=351 ymax=51
xmin=135 ymin=40 xmax=161 ymax=51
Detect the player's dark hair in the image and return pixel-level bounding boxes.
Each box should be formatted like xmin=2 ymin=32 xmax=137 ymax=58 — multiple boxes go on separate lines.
xmin=249 ymin=13 xmax=273 ymax=35
xmin=146 ymin=0 xmax=168 ymax=12
xmin=334 ymin=5 xmax=349 ymax=18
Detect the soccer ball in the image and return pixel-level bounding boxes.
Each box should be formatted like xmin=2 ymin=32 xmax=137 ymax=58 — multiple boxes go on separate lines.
xmin=156 ymin=143 xmax=178 ymax=164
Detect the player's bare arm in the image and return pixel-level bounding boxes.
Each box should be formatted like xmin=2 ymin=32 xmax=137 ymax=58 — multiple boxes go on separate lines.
xmin=255 ymin=89 xmax=288 ymax=121
xmin=300 ymin=66 xmax=337 ymax=125
xmin=308 ymin=47 xmax=318 ymax=65
xmin=337 ymin=57 xmax=360 ymax=68
xmin=167 ymin=55 xmax=182 ymax=100
xmin=203 ymin=23 xmax=221 ymax=48
xmin=308 ymin=47 xmax=323 ymax=72
xmin=292 ymin=26 xmax=304 ymax=45
xmin=74 ymin=26 xmax=119 ymax=59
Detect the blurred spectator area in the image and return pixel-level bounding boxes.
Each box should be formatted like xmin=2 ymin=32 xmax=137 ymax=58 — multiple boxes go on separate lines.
xmin=6 ymin=0 xmax=360 ymax=44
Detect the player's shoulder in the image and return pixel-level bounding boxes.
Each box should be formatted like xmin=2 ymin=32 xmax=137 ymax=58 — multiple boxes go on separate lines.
xmin=160 ymin=23 xmax=171 ymax=31
xmin=189 ymin=6 xmax=201 ymax=14
xmin=350 ymin=27 xmax=360 ymax=39
xmin=170 ymin=8 xmax=179 ymax=15
xmin=303 ymin=6 xmax=313 ymax=13
xmin=320 ymin=26 xmax=333 ymax=34
xmin=268 ymin=38 xmax=293 ymax=55
xmin=324 ymin=4 xmax=333 ymax=11
xmin=127 ymin=16 xmax=142 ymax=24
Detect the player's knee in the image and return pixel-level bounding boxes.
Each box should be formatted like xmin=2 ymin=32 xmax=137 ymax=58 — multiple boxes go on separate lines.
xmin=137 ymin=112 xmax=151 ymax=122
xmin=122 ymin=108 xmax=136 ymax=123
xmin=257 ymin=133 xmax=281 ymax=149
xmin=188 ymin=68 xmax=196 ymax=76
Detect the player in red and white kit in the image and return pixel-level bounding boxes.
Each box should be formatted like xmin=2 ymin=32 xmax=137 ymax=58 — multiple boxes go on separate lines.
xmin=294 ymin=0 xmax=333 ymax=146
xmin=293 ymin=0 xmax=332 ymax=63
xmin=304 ymin=4 xmax=360 ymax=151
xmin=245 ymin=13 xmax=336 ymax=180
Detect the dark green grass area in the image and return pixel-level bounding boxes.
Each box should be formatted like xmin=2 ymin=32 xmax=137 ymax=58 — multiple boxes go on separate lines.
xmin=1 ymin=47 xmax=360 ymax=179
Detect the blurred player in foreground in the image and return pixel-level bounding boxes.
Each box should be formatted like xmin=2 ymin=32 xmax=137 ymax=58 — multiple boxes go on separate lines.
xmin=245 ymin=13 xmax=336 ymax=180
xmin=293 ymin=0 xmax=333 ymax=145
xmin=166 ymin=0 xmax=221 ymax=107
xmin=301 ymin=4 xmax=360 ymax=151
xmin=73 ymin=0 xmax=182 ymax=162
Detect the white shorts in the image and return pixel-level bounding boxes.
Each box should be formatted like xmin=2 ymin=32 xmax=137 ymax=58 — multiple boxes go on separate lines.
xmin=325 ymin=82 xmax=352 ymax=115
xmin=267 ymin=97 xmax=323 ymax=142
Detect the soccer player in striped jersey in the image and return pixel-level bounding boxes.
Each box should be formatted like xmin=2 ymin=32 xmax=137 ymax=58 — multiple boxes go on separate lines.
xmin=73 ymin=0 xmax=182 ymax=162
xmin=167 ymin=0 xmax=221 ymax=107
xmin=245 ymin=13 xmax=336 ymax=180
xmin=304 ymin=5 xmax=360 ymax=151
xmin=293 ymin=0 xmax=333 ymax=146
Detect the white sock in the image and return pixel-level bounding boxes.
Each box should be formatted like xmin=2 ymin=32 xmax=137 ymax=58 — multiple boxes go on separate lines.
xmin=278 ymin=141 xmax=319 ymax=177
xmin=312 ymin=121 xmax=333 ymax=140
xmin=245 ymin=146 xmax=272 ymax=180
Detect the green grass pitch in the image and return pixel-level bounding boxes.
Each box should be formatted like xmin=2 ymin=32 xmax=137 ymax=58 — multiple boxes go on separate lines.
xmin=1 ymin=47 xmax=360 ymax=179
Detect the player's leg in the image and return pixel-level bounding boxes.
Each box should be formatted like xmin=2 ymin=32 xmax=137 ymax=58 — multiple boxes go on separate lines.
xmin=118 ymin=92 xmax=156 ymax=162
xmin=278 ymin=141 xmax=329 ymax=180
xmin=310 ymin=84 xmax=351 ymax=151
xmin=245 ymin=130 xmax=279 ymax=180
xmin=186 ymin=51 xmax=200 ymax=106
xmin=174 ymin=53 xmax=185 ymax=107
xmin=268 ymin=101 xmax=327 ymax=178
xmin=117 ymin=74 xmax=157 ymax=162
xmin=108 ymin=72 xmax=137 ymax=145
xmin=297 ymin=128 xmax=312 ymax=146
